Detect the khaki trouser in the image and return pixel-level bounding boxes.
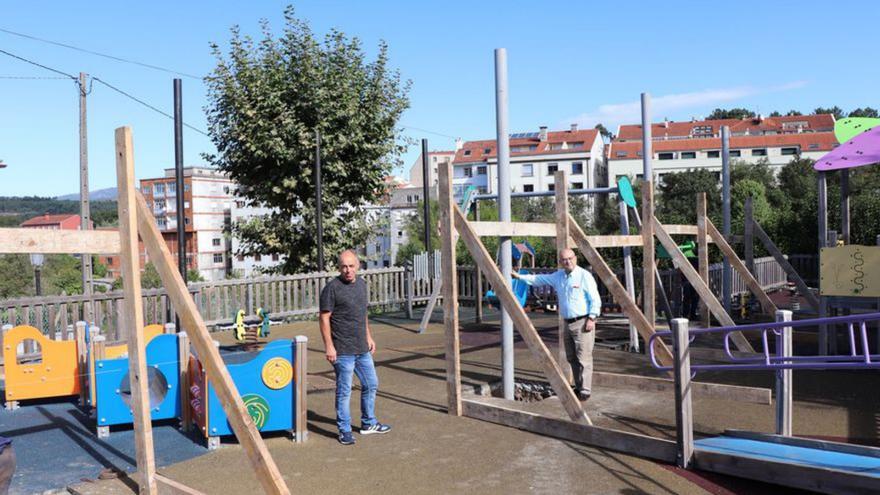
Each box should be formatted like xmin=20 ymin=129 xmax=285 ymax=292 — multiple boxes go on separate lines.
xmin=0 ymin=445 xmax=15 ymax=495
xmin=564 ymin=318 xmax=594 ymax=394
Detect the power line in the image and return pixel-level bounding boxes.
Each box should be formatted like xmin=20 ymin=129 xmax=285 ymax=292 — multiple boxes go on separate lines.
xmin=0 ymin=47 xmax=76 ymax=79
xmin=0 ymin=27 xmax=201 ymax=80
xmin=400 ymin=124 xmax=457 ymax=140
xmin=0 ymin=75 xmax=70 ymax=79
xmin=92 ymin=77 xmax=209 ymax=137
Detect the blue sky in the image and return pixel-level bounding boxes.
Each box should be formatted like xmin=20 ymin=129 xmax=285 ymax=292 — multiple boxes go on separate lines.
xmin=1 ymin=1 xmax=878 ymax=197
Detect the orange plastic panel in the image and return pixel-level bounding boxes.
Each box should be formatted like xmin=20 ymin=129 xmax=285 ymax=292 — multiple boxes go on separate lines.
xmin=3 ymin=325 xmax=80 ymax=402
xmin=104 ymin=324 xmax=165 ymax=359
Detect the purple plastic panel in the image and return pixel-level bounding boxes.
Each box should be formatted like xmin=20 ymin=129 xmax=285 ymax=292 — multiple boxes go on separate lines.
xmin=814 ymin=126 xmax=880 ymax=171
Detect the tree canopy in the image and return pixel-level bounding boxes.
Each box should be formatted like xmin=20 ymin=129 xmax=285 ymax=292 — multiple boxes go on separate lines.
xmin=205 ymin=6 xmax=411 ymax=273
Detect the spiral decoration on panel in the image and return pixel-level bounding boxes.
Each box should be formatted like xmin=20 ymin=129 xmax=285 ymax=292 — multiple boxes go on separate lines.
xmin=261 ymin=357 xmax=294 ymax=390
xmin=242 ymin=394 xmax=270 ymax=429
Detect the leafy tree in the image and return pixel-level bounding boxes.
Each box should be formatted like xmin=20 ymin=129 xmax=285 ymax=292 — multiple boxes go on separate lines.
xmin=656 ymin=169 xmax=720 ymax=225
xmin=42 ymin=255 xmax=83 ymax=295
xmin=205 ymin=6 xmax=410 ymax=273
xmin=785 ymin=110 xmax=803 ymax=116
xmin=813 ymin=106 xmax=845 ymax=119
xmin=706 ymin=108 xmax=755 ymax=120
xmin=594 ymin=123 xmax=614 ymax=141
xmin=848 ymin=107 xmax=879 ymax=118
xmin=0 ymin=255 xmax=33 ymax=298
xmin=769 ymin=111 xmax=782 ymax=117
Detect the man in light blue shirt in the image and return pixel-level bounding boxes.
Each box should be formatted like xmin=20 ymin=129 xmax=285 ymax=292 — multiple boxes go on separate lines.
xmin=512 ymin=248 xmax=601 ymax=400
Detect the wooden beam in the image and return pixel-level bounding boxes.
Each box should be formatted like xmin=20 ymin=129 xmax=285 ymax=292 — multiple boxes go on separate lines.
xmin=134 ymin=192 xmax=289 ymax=494
xmin=153 ymin=474 xmax=206 ymax=495
xmin=567 ymin=214 xmax=674 ymax=368
xmin=642 ymin=183 xmax=655 ymax=326
xmin=652 ymin=218 xmax=755 ymax=353
xmin=0 ymin=228 xmax=120 ymax=254
xmin=752 ymin=219 xmax=820 ymax=311
xmin=466 ymin=222 xmax=644 ymax=248
xmin=454 ymin=207 xmax=591 ymax=424
xmin=115 ymin=127 xmax=158 ymax=495
xmin=592 ymin=371 xmax=771 ymax=404
xmin=554 ymin=170 xmax=572 ymax=382
xmin=697 ymin=194 xmax=710 ymax=328
xmin=439 ymin=161 xmax=462 ymax=416
xmin=706 ymin=218 xmax=778 ymax=315
xmin=744 ymin=196 xmax=755 ymax=273
xmin=462 ymin=399 xmax=676 ymax=463
xmin=663 ymin=225 xmax=699 ymax=236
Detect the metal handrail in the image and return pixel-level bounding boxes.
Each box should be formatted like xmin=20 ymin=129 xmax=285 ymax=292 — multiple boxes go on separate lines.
xmin=649 ymin=312 xmax=880 ymax=372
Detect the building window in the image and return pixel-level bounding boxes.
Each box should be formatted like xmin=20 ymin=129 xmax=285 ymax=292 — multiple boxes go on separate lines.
xmin=572 ymin=182 xmax=584 ymax=190
xmin=523 ymin=184 xmax=534 ymax=192
xmin=168 ymin=183 xmax=176 ymax=194
xmin=730 ymin=150 xmax=741 ymax=157
xmin=254 ymin=254 xmax=261 ymax=262
xmin=477 ymin=186 xmax=488 ymax=194
xmin=483 ymin=147 xmax=491 ymax=154
xmin=808 ymin=143 xmax=820 ymax=150
xmin=142 ymin=185 xmax=152 ymax=195
xmin=511 ymin=144 xmax=538 ymax=153
xmin=548 ymin=143 xmax=564 ymax=151
xmin=235 ymin=200 xmax=245 ymax=208
xmin=781 ymin=147 xmax=798 ymax=155
xmin=521 ymin=164 xmax=534 ymax=177
xmin=212 ymin=238 xmax=221 ymax=247
xmin=707 ymin=150 xmax=720 ymax=158
xmin=572 ymin=162 xmax=584 ymax=174
xmin=548 ymin=184 xmax=556 ymax=191
xmin=681 ymin=152 xmax=696 ymax=159
xmin=272 ymin=254 xmax=279 ymax=261
xmin=569 ymin=142 xmax=584 ymax=149
xmin=213 ymin=253 xmax=223 ymax=263
xmin=463 ymin=167 xmax=473 ymax=178
xmin=751 ymin=148 xmax=767 ymax=156
xmin=154 ymin=183 xmax=165 ymax=194
xmin=185 ymin=217 xmax=190 ymax=225
xmin=547 ymin=163 xmax=558 ymax=175
xmin=398 ymin=231 xmax=403 ymax=237
xmin=477 ymin=166 xmax=487 ymax=175
xmin=615 ymin=151 xmax=627 ymax=157
xmin=184 ymin=184 xmax=190 ymax=192
xmin=463 ymin=150 xmax=471 ymax=156
xmin=658 ymin=152 xmax=674 ymax=160
xmin=237 ymin=254 xmax=244 ymax=262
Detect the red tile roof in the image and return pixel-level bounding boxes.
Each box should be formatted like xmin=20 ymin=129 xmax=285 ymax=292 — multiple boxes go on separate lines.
xmin=19 ymin=214 xmax=80 ymax=227
xmin=616 ymin=114 xmax=835 ymax=141
xmin=608 ymin=132 xmax=838 ymax=160
xmin=453 ymin=129 xmax=600 ymax=164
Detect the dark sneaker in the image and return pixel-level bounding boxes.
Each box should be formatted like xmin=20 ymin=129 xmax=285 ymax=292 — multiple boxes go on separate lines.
xmin=360 ymin=423 xmax=392 ymax=435
xmin=577 ymin=391 xmax=591 ymax=401
xmin=338 ymin=431 xmax=356 ymax=445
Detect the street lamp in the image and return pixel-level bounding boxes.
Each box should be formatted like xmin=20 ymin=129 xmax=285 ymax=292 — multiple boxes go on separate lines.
xmin=30 ymin=254 xmax=44 ymax=296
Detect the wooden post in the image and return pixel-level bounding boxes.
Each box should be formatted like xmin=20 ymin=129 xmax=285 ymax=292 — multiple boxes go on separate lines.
xmin=752 ymin=219 xmax=819 ymax=311
xmin=294 ymin=335 xmax=308 ymax=443
xmin=178 ymin=332 xmax=191 ymax=432
xmin=744 ymin=196 xmax=754 ymax=274
xmin=75 ymin=321 xmax=88 ymax=407
xmin=706 ymin=219 xmax=778 ymax=316
xmin=474 ymin=201 xmax=483 ymax=324
xmin=775 ymin=310 xmax=793 ymax=436
xmin=554 ymin=170 xmax=572 ymax=381
xmin=671 ymin=318 xmax=694 ymax=469
xmin=697 ymin=194 xmax=710 ymax=328
xmin=642 ymin=182 xmax=655 ymax=326
xmin=115 ymin=127 xmax=158 ymax=495
xmin=126 ymin=129 xmax=289 ymax=495
xmin=438 ymin=160 xmax=462 ymax=416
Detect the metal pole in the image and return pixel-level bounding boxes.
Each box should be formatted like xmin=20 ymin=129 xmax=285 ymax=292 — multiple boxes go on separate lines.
xmin=34 ymin=267 xmax=42 ymax=296
xmin=173 ymin=79 xmax=186 ymax=331
xmin=495 ymin=48 xmax=514 ymax=400
xmin=315 ymin=130 xmax=324 ymax=271
xmin=840 ymin=170 xmax=850 ymax=245
xmin=775 ymin=310 xmax=793 ymax=436
xmin=619 ymin=201 xmax=637 ymax=351
xmin=421 ymin=139 xmax=432 ymax=269
xmin=79 ymin=72 xmax=93 ymax=320
xmin=721 ymin=126 xmax=732 ymax=314
xmin=818 ymin=171 xmax=828 ymax=355
xmin=641 ymin=93 xmax=653 ymax=184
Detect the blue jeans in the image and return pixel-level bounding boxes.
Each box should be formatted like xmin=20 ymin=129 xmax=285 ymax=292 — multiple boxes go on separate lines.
xmin=333 ymin=352 xmax=379 ymax=433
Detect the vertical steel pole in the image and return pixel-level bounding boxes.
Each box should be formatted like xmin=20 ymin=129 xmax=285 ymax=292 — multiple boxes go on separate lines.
xmin=721 ymin=126 xmax=732 ymax=314
xmin=620 ymin=201 xmax=637 ymax=351
xmin=173 ymin=79 xmax=186 ymax=331
xmin=315 ymin=130 xmax=324 ymax=271
xmin=79 ymin=72 xmax=93 ymax=321
xmin=840 ymin=170 xmax=850 ymax=245
xmin=495 ymin=48 xmax=514 ymax=400
xmin=818 ymin=171 xmax=828 ymax=354
xmin=775 ymin=310 xmax=793 ymax=436
xmin=422 ymin=139 xmax=433 ymax=270
xmin=641 ymin=93 xmax=652 ymax=183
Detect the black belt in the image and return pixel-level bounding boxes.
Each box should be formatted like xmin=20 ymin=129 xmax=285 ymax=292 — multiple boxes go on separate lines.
xmin=565 ymin=315 xmax=588 ymax=324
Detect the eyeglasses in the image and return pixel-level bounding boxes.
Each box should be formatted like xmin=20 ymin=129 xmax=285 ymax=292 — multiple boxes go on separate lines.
xmin=561 ymin=257 xmax=576 ymax=262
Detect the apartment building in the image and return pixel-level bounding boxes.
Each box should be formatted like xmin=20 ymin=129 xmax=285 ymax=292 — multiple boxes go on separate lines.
xmin=362 ymin=176 xmax=426 ymax=268
xmin=407 ymin=150 xmax=456 ymax=190
xmin=229 ymin=198 xmax=285 ymax=277
xmin=607 ymin=114 xmax=837 ymax=183
xmin=20 ymin=214 xmax=83 ymax=230
xmin=139 ymin=167 xmax=234 ymax=281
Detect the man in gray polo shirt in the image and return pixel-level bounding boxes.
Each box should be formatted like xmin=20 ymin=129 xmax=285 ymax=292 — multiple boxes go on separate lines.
xmin=319 ymin=250 xmax=391 ymax=445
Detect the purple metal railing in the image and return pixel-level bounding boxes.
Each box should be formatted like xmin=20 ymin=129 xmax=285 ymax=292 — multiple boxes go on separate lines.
xmin=649 ymin=312 xmax=880 ymax=372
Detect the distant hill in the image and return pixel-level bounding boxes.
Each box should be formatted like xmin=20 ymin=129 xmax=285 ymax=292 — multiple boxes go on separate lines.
xmin=56 ymin=187 xmax=118 ymax=201
xmin=0 ymin=195 xmax=118 ymax=227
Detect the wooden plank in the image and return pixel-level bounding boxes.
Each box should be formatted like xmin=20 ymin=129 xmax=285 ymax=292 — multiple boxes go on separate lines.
xmin=466 ymin=222 xmax=643 ymax=248
xmin=455 ymin=207 xmax=590 ymax=424
xmin=554 ymin=170 xmax=572 ymax=382
xmin=663 ymin=224 xmax=700 ymax=236
xmin=154 ymin=474 xmax=206 ymax=495
xmin=642 ymin=183 xmax=655 ymax=325
xmin=744 ymin=196 xmax=755 ymax=273
xmin=568 ymin=214 xmax=674 ymax=368
xmin=438 ymin=162 xmax=462 ymax=416
xmin=294 ymin=336 xmax=308 ymax=443
xmin=462 ymin=399 xmax=675 ymax=463
xmin=115 ymin=126 xmax=158 ymax=495
xmin=134 ymin=180 xmax=289 ymax=493
xmin=652 ymin=218 xmax=755 ymax=353
xmin=592 ymin=371 xmax=771 ymax=404
xmin=752 ymin=219 xmax=820 ymax=311
xmin=697 ymin=194 xmax=710 ymax=328
xmin=706 ymin=218 xmax=778 ymax=316
xmin=178 ymin=332 xmax=191 ymax=432
xmin=0 ymin=228 xmax=121 ymax=255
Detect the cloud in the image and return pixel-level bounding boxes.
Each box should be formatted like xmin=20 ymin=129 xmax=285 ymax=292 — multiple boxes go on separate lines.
xmin=563 ymin=81 xmax=809 ymax=131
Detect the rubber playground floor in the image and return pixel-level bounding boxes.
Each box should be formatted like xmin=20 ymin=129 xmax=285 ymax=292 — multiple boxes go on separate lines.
xmin=4 ymin=307 xmax=880 ymax=494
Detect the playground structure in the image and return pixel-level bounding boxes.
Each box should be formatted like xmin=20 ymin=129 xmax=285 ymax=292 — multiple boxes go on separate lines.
xmin=436 ymin=100 xmax=880 ymax=492
xmin=0 ymin=127 xmax=295 ymax=495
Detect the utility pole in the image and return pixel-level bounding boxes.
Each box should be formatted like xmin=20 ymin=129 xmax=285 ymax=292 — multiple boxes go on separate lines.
xmin=174 ymin=79 xmax=186 ymax=330
xmin=79 ymin=72 xmax=93 ymax=321
xmin=421 ymin=139 xmax=432 ymax=272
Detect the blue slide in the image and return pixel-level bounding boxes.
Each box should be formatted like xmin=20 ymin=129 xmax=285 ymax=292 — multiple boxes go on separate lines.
xmin=485 ymin=269 xmax=530 ymax=309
